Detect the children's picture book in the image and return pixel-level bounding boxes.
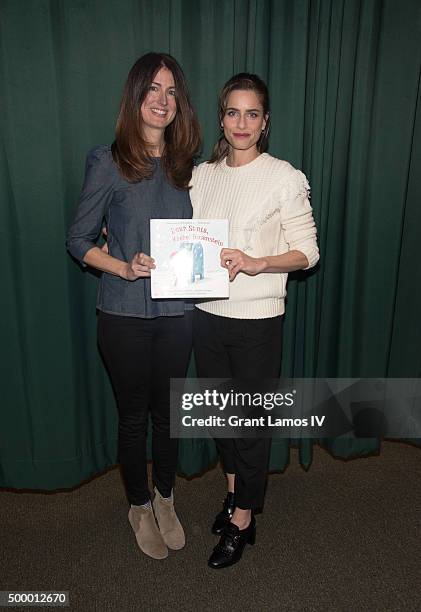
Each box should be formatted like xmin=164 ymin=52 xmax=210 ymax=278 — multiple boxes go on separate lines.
xmin=150 ymin=219 xmax=229 ymax=298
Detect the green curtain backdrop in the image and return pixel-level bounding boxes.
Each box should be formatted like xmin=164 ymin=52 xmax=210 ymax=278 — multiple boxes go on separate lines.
xmin=1 ymin=0 xmax=420 ymax=489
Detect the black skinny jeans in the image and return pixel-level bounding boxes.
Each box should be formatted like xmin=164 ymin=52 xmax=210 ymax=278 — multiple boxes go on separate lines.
xmin=98 ymin=310 xmax=193 ymax=505
xmin=193 ymin=308 xmax=283 ymax=511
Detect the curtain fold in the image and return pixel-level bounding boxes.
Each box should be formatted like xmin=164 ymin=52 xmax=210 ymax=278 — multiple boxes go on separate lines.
xmin=0 ymin=0 xmax=419 ymax=489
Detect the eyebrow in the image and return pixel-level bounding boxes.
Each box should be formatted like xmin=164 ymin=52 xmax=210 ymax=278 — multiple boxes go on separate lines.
xmin=226 ymin=107 xmax=262 ymax=112
xmin=151 ymin=81 xmax=175 ymax=88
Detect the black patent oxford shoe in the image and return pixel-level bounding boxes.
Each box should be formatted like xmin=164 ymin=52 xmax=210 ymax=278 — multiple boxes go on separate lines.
xmin=208 ymin=516 xmax=256 ymax=569
xmin=212 ymin=492 xmax=235 ymax=535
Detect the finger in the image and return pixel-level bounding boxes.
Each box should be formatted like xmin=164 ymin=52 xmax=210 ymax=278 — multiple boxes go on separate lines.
xmin=135 ymin=253 xmax=155 ymax=267
xmin=132 ymin=267 xmax=151 ymax=278
xmin=133 ymin=263 xmax=151 ymax=273
xmin=222 ymin=253 xmax=237 ymax=264
xmin=144 ymin=257 xmax=155 ymax=267
xmin=229 ymin=263 xmax=241 ymax=280
xmin=139 ymin=255 xmax=154 ymax=264
xmin=225 ymin=257 xmax=241 ymax=272
xmin=221 ymin=252 xmax=234 ymax=265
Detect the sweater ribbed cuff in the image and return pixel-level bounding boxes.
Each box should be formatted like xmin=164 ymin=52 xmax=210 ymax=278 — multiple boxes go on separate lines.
xmin=300 ymin=245 xmax=320 ymax=270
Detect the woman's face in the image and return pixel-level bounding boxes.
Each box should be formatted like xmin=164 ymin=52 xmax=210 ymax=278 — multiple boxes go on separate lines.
xmin=222 ymin=89 xmax=267 ymax=153
xmin=140 ymin=67 xmax=177 ymax=134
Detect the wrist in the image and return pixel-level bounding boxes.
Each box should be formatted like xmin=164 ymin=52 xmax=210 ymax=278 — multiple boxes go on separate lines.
xmin=257 ymin=257 xmax=269 ymax=273
xmin=120 ymin=262 xmax=130 ymax=280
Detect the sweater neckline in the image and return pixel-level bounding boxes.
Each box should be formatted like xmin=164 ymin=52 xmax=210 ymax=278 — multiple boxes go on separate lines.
xmin=221 ymin=152 xmax=269 ymax=172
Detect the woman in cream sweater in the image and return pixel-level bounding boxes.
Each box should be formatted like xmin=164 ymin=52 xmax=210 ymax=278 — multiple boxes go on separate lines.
xmin=190 ymin=73 xmax=319 ymax=569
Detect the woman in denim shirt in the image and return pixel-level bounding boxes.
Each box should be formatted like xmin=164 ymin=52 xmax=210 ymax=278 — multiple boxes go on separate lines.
xmin=67 ymin=53 xmax=200 ymax=560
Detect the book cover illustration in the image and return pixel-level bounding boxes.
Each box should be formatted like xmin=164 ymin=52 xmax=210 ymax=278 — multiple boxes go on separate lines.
xmin=150 ymin=219 xmax=229 ymax=298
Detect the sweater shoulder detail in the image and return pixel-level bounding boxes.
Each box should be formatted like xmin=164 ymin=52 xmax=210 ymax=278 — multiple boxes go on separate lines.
xmin=280 ymin=168 xmax=311 ymax=201
xmin=251 ymin=156 xmax=311 ymax=203
xmin=262 ymin=157 xmax=310 ymax=201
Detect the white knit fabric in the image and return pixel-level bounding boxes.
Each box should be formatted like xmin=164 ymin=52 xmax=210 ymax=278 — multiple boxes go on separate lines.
xmin=190 ymin=153 xmax=319 ymax=319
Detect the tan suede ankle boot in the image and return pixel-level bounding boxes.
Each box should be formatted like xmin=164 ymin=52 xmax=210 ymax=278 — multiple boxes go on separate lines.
xmin=152 ymin=487 xmax=185 ymax=550
xmin=128 ymin=504 xmax=168 ymax=559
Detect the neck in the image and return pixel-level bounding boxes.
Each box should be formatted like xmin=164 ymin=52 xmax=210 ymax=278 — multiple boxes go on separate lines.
xmin=143 ymin=126 xmax=165 ymax=157
xmin=226 ymin=146 xmax=260 ymax=167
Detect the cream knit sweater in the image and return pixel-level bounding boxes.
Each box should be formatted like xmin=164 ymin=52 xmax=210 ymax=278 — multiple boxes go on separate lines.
xmin=190 ymin=153 xmax=319 ymax=319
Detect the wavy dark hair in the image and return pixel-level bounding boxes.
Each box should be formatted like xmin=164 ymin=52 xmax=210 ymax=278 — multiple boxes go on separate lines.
xmin=111 ymin=52 xmax=201 ymax=189
xmin=209 ymin=72 xmax=270 ymax=164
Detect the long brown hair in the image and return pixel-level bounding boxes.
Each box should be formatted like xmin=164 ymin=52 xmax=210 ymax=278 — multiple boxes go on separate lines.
xmin=112 ymin=53 xmax=201 ymax=189
xmin=209 ymin=73 xmax=270 ymax=164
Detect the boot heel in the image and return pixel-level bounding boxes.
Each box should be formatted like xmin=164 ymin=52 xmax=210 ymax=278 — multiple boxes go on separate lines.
xmin=248 ymin=526 xmax=256 ymax=545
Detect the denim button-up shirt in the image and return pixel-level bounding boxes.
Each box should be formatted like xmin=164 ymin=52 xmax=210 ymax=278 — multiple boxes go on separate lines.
xmin=67 ymin=145 xmax=194 ymax=318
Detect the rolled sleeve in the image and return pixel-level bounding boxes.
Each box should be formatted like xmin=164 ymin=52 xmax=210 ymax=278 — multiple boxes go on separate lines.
xmin=280 ymin=169 xmax=319 ymax=270
xmin=66 ymin=147 xmax=114 ymax=265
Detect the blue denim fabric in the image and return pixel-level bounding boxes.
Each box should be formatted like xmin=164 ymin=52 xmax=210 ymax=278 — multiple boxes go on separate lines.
xmin=67 ymin=145 xmax=194 ymax=318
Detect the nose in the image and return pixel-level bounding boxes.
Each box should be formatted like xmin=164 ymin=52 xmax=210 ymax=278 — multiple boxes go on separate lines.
xmin=237 ymin=113 xmax=246 ymax=129
xmin=158 ymin=89 xmax=168 ymax=106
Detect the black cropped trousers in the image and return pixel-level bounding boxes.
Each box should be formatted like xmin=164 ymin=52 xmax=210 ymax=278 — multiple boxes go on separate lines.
xmin=193 ymin=308 xmax=283 ymax=511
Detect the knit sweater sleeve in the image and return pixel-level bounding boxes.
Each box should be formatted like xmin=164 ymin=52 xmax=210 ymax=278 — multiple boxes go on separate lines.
xmin=279 ymin=169 xmax=319 ymax=270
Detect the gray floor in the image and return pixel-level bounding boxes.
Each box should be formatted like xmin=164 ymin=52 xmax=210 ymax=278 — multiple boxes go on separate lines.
xmin=1 ymin=442 xmax=421 ymax=611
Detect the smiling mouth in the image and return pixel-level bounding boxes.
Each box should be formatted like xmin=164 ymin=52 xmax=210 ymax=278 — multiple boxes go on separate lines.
xmin=233 ymin=133 xmax=250 ymax=137
xmin=150 ymin=108 xmax=168 ymax=116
